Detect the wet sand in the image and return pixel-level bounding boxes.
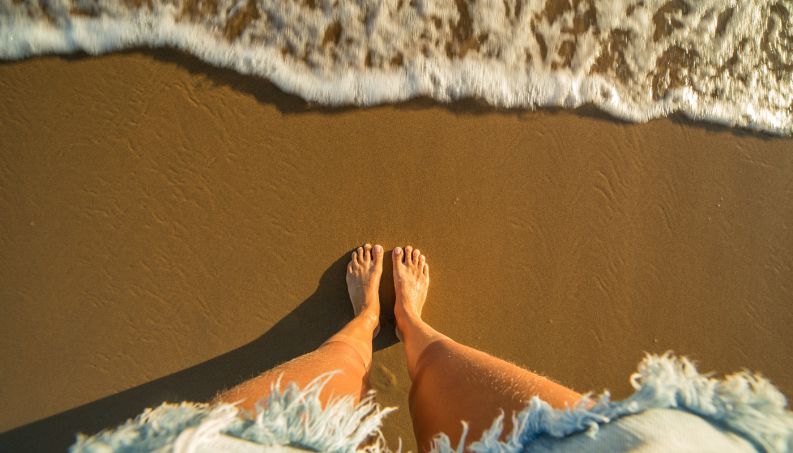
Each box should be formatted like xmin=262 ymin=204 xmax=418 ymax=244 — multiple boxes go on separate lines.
xmin=1 ymin=50 xmax=792 ymax=451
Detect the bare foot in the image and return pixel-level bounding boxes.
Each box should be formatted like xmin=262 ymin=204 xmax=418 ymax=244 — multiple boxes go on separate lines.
xmin=393 ymin=245 xmax=429 ymax=339
xmin=346 ymin=244 xmax=383 ymax=334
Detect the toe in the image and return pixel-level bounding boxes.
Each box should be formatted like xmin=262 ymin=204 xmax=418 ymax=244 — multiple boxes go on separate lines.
xmin=404 ymin=246 xmax=413 ymax=264
xmin=393 ymin=247 xmax=403 ymax=265
xmin=423 ymin=262 xmax=429 ymax=276
xmin=419 ymin=255 xmax=425 ymax=267
xmin=364 ymin=243 xmax=372 ymax=262
xmin=363 ymin=244 xmax=372 ymax=262
xmin=352 ymin=249 xmax=360 ymax=266
xmin=373 ymin=244 xmax=384 ymax=266
xmin=413 ymin=248 xmax=421 ymax=264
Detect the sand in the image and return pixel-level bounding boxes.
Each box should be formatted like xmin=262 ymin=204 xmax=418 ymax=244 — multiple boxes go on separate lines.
xmin=0 ymin=50 xmax=791 ymax=451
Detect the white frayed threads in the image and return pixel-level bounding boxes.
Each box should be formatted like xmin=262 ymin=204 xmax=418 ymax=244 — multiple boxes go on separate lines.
xmin=70 ymin=372 xmax=396 ymax=453
xmin=432 ymin=353 xmax=793 ymax=453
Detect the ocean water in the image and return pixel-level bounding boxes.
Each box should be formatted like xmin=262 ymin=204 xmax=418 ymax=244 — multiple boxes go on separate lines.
xmin=1 ymin=0 xmax=791 ymax=135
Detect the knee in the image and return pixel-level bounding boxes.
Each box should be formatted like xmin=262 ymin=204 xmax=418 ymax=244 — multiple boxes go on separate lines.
xmin=409 ymin=338 xmax=457 ymax=399
xmin=413 ymin=338 xmax=457 ymax=377
xmin=319 ymin=340 xmax=369 ymax=374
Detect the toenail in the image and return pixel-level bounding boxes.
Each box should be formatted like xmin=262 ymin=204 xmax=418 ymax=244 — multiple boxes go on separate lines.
xmin=374 ymin=245 xmax=383 ymax=253
xmin=394 ymin=247 xmax=402 ymax=255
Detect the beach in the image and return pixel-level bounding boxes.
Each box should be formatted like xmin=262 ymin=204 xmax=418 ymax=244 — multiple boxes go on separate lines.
xmin=0 ymin=49 xmax=792 ymax=451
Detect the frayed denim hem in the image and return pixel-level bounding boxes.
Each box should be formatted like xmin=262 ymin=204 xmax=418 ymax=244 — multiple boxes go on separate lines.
xmin=70 ymin=354 xmax=793 ymax=453
xmin=70 ymin=372 xmax=396 ymax=453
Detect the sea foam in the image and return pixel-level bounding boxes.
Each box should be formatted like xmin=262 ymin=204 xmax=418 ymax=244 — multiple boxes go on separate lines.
xmin=1 ymin=0 xmax=791 ymax=135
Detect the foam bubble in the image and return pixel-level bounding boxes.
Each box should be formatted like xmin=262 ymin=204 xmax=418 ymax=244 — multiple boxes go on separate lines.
xmin=1 ymin=0 xmax=791 ymax=135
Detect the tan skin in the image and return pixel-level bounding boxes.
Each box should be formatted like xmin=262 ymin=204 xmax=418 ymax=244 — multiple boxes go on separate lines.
xmin=214 ymin=244 xmax=583 ymax=452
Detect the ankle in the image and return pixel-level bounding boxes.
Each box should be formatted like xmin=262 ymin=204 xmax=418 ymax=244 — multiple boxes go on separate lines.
xmin=360 ymin=289 xmax=380 ymax=314
xmin=356 ymin=310 xmax=380 ymax=332
xmin=395 ymin=308 xmax=424 ymax=332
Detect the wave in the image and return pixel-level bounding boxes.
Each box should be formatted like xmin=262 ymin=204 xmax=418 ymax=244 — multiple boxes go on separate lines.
xmin=1 ymin=0 xmax=791 ymax=135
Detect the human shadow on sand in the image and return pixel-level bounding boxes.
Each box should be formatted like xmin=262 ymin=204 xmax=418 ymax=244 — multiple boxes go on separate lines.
xmin=0 ymin=251 xmax=399 ymax=452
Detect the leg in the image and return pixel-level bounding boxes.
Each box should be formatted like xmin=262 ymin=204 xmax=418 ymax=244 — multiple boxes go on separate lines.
xmin=392 ymin=246 xmax=583 ymax=452
xmin=214 ymin=244 xmax=384 ymax=412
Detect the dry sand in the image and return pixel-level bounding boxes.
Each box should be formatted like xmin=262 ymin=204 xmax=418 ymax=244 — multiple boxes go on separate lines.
xmin=0 ymin=50 xmax=792 ymax=451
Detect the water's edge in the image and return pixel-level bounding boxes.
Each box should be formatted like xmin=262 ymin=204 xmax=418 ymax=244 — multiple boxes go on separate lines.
xmin=2 ymin=0 xmax=791 ymax=135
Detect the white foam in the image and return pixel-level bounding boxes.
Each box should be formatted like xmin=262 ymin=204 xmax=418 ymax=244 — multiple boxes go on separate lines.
xmin=1 ymin=0 xmax=791 ymax=135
